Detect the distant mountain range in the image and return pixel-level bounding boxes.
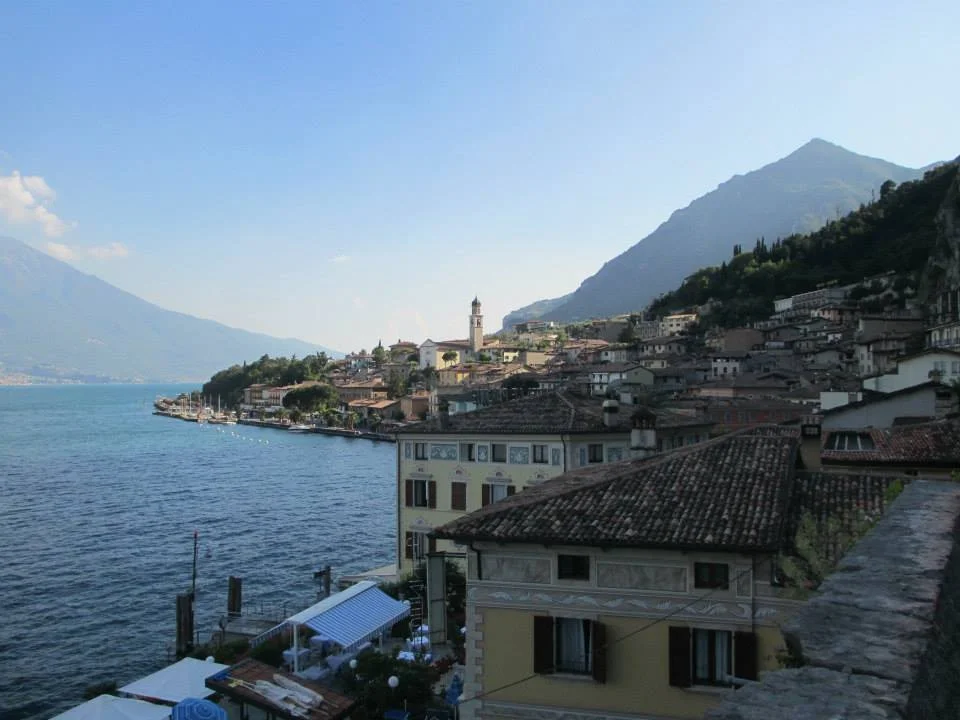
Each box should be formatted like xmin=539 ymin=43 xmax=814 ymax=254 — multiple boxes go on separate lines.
xmin=502 ymin=139 xmax=929 ymax=328
xmin=0 ymin=236 xmax=339 ymax=382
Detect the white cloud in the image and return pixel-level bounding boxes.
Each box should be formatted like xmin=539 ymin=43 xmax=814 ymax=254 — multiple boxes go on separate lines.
xmin=45 ymin=241 xmax=75 ymax=261
xmin=330 ymin=255 xmax=350 ymax=264
xmin=87 ymin=242 xmax=129 ymax=259
xmin=43 ymin=241 xmax=130 ymax=263
xmin=0 ymin=170 xmax=70 ymax=237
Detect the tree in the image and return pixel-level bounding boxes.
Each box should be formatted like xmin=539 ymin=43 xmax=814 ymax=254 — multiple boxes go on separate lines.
xmin=289 ymin=408 xmax=303 ymax=423
xmin=387 ymin=370 xmax=407 ymax=399
xmin=880 ymin=179 xmax=897 ymax=199
xmin=617 ymin=324 xmax=637 ymax=344
xmin=477 ymin=352 xmax=492 ymax=363
xmin=441 ymin=350 xmax=459 ymax=364
xmin=372 ymin=344 xmax=387 ymax=367
xmin=369 ymin=412 xmax=382 ymax=430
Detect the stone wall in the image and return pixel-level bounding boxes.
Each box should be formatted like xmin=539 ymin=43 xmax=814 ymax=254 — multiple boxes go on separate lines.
xmin=705 ymin=479 xmax=960 ymax=720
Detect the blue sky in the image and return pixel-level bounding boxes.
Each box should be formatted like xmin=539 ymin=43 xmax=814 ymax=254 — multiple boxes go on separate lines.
xmin=1 ymin=1 xmax=958 ymax=353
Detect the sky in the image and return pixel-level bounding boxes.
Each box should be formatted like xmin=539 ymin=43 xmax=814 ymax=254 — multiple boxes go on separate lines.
xmin=1 ymin=1 xmax=958 ymax=353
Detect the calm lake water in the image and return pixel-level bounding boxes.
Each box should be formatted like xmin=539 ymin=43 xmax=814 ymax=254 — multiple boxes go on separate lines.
xmin=0 ymin=384 xmax=396 ymax=720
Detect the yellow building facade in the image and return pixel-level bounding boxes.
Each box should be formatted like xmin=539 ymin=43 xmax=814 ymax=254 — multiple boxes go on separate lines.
xmin=459 ymin=543 xmax=795 ymax=720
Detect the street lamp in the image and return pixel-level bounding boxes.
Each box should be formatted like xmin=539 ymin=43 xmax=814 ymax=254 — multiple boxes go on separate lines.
xmin=388 ymin=675 xmax=400 ymax=689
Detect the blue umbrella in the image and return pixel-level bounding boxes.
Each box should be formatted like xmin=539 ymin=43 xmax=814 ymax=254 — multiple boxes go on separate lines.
xmin=172 ymin=698 xmax=227 ymax=720
xmin=444 ymin=675 xmax=463 ymax=707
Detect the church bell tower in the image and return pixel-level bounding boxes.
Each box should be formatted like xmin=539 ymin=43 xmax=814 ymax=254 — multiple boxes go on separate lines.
xmin=470 ymin=297 xmax=484 ymax=353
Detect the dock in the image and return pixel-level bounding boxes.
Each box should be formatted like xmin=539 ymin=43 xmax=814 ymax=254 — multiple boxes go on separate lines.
xmin=238 ymin=419 xmax=396 ymax=443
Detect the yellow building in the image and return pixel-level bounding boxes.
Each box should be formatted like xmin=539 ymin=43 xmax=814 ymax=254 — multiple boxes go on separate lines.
xmin=436 ymin=427 xmax=895 ymax=720
xmin=394 ymin=390 xmax=714 ymax=576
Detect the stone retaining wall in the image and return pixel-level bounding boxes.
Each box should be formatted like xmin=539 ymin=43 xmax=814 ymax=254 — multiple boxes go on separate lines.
xmin=705 ymin=479 xmax=960 ymax=720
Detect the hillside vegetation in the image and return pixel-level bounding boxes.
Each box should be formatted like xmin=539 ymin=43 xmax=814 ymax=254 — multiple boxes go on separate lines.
xmin=504 ymin=139 xmax=924 ymax=324
xmin=201 ymin=353 xmax=333 ymax=408
xmin=649 ymin=163 xmax=959 ymax=327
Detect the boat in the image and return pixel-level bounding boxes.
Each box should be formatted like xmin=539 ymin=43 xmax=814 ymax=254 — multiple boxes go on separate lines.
xmin=287 ymin=424 xmax=313 ymax=432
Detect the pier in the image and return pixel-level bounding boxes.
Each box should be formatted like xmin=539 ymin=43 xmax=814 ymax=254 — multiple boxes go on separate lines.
xmin=238 ymin=418 xmax=396 ymax=443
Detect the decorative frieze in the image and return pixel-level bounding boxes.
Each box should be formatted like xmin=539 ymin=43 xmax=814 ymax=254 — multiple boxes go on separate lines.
xmin=736 ymin=566 xmax=753 ymax=598
xmin=481 ymin=556 xmax=551 ymax=584
xmin=597 ymin=562 xmax=687 ymax=593
xmin=551 ymin=448 xmax=562 ymax=466
xmin=509 ymin=446 xmax=530 ymax=464
xmin=431 ymin=443 xmax=459 ymax=461
xmin=404 ymin=442 xmax=412 ymax=459
xmin=467 ymin=583 xmax=788 ymax=624
xmin=606 ymin=447 xmax=624 ymax=463
xmin=477 ymin=444 xmax=489 ymax=462
xmin=482 ymin=701 xmax=650 ymax=720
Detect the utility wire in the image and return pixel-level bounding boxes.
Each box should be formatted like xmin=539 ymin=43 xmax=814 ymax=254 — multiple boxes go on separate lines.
xmin=457 ymin=565 xmax=756 ymax=706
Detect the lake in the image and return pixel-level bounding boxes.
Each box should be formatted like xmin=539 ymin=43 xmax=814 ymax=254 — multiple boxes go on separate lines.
xmin=0 ymin=384 xmax=396 ymax=720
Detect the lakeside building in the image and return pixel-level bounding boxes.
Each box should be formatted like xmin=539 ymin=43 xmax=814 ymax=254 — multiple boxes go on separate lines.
xmin=392 ymin=390 xmax=713 ymax=576
xmin=659 ymin=313 xmax=698 ymax=336
xmin=436 ymin=427 xmax=897 ymax=720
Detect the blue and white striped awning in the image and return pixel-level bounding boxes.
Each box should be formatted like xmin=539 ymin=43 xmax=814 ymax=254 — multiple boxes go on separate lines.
xmin=251 ymin=580 xmax=410 ymax=651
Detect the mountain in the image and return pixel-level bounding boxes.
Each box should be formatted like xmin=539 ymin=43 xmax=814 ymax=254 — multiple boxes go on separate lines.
xmin=0 ymin=236 xmax=339 ymax=382
xmin=509 ymin=139 xmax=926 ymax=324
xmin=648 ymin=161 xmax=959 ymax=328
xmin=500 ymin=293 xmax=573 ymax=331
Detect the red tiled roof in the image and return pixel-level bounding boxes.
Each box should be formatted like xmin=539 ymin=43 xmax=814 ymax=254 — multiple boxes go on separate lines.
xmin=435 ymin=427 xmax=798 ymax=552
xmin=822 ymin=421 xmax=960 ymax=468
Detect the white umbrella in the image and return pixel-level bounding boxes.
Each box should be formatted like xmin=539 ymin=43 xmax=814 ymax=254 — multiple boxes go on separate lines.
xmin=51 ymin=695 xmax=171 ymax=720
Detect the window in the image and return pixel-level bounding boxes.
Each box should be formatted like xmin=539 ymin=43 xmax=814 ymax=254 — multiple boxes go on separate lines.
xmin=693 ymin=629 xmax=731 ymax=685
xmin=532 ymin=444 xmax=548 ymax=464
xmin=533 ymin=616 xmax=606 ymax=682
xmin=491 ymin=443 xmax=507 ymax=463
xmin=404 ymin=531 xmax=436 ymax=561
xmin=481 ymin=483 xmax=514 ymax=506
xmin=558 ymin=554 xmax=590 ymax=581
xmin=694 ymin=562 xmax=729 ymax=590
xmin=414 ymin=442 xmax=428 ymax=460
xmin=404 ymin=479 xmax=436 ymax=509
xmin=668 ymin=627 xmax=757 ymax=688
xmin=460 ymin=443 xmax=476 ymax=462
xmin=587 ymin=444 xmax=604 ymax=463
xmin=451 ymin=481 xmax=467 ymax=511
xmin=825 ymin=432 xmax=876 ymax=451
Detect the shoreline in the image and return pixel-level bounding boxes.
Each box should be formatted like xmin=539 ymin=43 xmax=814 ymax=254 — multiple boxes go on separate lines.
xmin=238 ymin=418 xmax=396 ymax=443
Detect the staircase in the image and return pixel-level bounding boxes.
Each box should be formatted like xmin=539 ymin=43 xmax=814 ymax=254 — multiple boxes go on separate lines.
xmin=407 ymin=577 xmax=426 ymax=637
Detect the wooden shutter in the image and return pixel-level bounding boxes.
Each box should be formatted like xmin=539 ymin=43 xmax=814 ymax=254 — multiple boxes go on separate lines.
xmin=405 ymin=479 xmax=414 ymax=507
xmin=404 ymin=532 xmax=414 ymax=560
xmin=428 ymin=480 xmax=437 ymax=508
xmin=481 ymin=484 xmax=491 ymax=507
xmin=428 ymin=535 xmax=437 ymax=554
xmin=533 ymin=616 xmax=554 ymax=674
xmin=451 ymin=482 xmax=466 ymax=511
xmin=668 ymin=626 xmax=691 ymax=688
xmin=591 ymin=621 xmax=607 ymax=684
xmin=506 ymin=485 xmax=516 ymax=497
xmin=734 ymin=631 xmax=758 ymax=681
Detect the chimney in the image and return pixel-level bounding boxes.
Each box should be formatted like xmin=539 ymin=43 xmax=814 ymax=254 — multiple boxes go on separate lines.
xmin=602 ymin=398 xmax=620 ymax=428
xmin=630 ymin=409 xmax=657 ymax=459
xmin=439 ymin=399 xmax=450 ymax=430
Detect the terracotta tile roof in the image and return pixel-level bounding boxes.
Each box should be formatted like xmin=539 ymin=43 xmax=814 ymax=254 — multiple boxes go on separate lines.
xmin=396 ymin=390 xmax=712 ymax=435
xmin=822 ymin=421 xmax=960 ymax=468
xmin=435 ymin=427 xmax=798 ymax=552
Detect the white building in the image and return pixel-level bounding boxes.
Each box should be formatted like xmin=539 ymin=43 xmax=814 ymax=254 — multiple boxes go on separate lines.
xmin=658 ymin=313 xmax=697 ymax=336
xmin=862 ymin=349 xmax=960 ymax=393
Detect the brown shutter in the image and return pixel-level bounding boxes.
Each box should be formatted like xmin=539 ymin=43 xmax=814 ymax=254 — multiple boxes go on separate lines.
xmin=481 ymin=484 xmax=491 ymax=507
xmin=428 ymin=480 xmax=437 ymax=509
xmin=451 ymin=482 xmax=466 ymax=511
xmin=668 ymin=626 xmax=691 ymax=687
xmin=533 ymin=616 xmax=554 ymax=674
xmin=405 ymin=479 xmax=413 ymax=507
xmin=404 ymin=532 xmax=413 ymax=560
xmin=734 ymin=631 xmax=758 ymax=681
xmin=428 ymin=535 xmax=437 ymax=554
xmin=591 ymin=622 xmax=607 ymax=684
xmin=506 ymin=485 xmax=516 ymax=497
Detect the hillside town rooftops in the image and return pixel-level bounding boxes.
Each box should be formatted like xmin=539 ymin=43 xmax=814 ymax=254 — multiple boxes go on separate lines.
xmin=396 ymin=389 xmax=710 ymax=435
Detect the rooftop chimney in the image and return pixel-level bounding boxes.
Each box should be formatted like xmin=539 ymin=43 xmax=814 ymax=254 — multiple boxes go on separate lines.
xmin=602 ymin=398 xmax=620 ymax=428
xmin=630 ymin=408 xmax=657 ymax=459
